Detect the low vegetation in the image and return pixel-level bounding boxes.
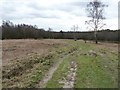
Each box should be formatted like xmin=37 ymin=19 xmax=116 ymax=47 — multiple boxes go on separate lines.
xmin=2 ymin=39 xmax=118 ymax=88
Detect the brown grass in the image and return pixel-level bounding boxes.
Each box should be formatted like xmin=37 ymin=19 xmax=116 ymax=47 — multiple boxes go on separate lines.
xmin=86 ymin=40 xmax=118 ymax=52
xmin=2 ymin=39 xmax=66 ymax=66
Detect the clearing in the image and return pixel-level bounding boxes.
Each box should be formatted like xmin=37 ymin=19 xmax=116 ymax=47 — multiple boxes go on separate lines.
xmin=2 ymin=39 xmax=118 ymax=88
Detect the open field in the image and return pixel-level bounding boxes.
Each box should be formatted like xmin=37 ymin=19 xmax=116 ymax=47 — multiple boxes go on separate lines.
xmin=2 ymin=39 xmax=66 ymax=66
xmin=2 ymin=39 xmax=118 ymax=88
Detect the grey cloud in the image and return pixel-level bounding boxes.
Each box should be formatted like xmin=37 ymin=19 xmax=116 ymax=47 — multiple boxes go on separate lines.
xmin=1 ymin=0 xmax=113 ymax=21
xmin=51 ymin=1 xmax=87 ymax=16
xmin=26 ymin=0 xmax=87 ymax=17
xmin=30 ymin=12 xmax=60 ymax=19
xmin=21 ymin=1 xmax=60 ymax=19
xmin=2 ymin=14 xmax=34 ymax=20
xmin=27 ymin=2 xmax=49 ymax=11
xmin=2 ymin=2 xmax=17 ymax=14
xmin=69 ymin=1 xmax=88 ymax=7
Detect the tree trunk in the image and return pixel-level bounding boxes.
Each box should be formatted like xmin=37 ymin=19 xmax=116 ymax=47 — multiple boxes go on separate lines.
xmin=94 ymin=30 xmax=98 ymax=44
xmin=95 ymin=39 xmax=98 ymax=44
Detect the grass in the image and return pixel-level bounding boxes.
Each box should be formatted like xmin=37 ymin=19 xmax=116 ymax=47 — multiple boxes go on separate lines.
xmin=2 ymin=53 xmax=56 ymax=88
xmin=45 ymin=40 xmax=80 ymax=88
xmin=2 ymin=45 xmax=64 ymax=88
xmin=2 ymin=39 xmax=118 ymax=88
xmin=74 ymin=41 xmax=118 ymax=88
xmin=46 ymin=40 xmax=118 ymax=88
xmin=45 ymin=56 xmax=71 ymax=88
xmin=74 ymin=55 xmax=117 ymax=88
xmin=2 ymin=39 xmax=79 ymax=88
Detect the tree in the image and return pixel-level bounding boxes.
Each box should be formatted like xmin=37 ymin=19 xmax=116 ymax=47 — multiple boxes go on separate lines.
xmin=85 ymin=0 xmax=108 ymax=44
xmin=71 ymin=25 xmax=79 ymax=41
xmin=47 ymin=28 xmax=53 ymax=39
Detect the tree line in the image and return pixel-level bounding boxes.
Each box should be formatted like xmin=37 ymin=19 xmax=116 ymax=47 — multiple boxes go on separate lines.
xmin=0 ymin=20 xmax=119 ymax=42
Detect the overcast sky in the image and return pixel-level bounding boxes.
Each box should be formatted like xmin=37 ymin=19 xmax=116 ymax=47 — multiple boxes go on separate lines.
xmin=1 ymin=0 xmax=119 ymax=31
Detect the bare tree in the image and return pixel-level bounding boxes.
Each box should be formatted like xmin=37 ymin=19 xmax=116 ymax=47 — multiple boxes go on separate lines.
xmin=71 ymin=25 xmax=79 ymax=41
xmin=48 ymin=27 xmax=52 ymax=39
xmin=85 ymin=0 xmax=108 ymax=44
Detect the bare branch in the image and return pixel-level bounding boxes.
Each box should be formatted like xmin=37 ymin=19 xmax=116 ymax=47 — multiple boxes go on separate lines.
xmin=98 ymin=24 xmax=106 ymax=30
xmin=85 ymin=21 xmax=94 ymax=29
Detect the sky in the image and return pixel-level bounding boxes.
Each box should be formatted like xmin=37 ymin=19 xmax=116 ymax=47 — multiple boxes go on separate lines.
xmin=0 ymin=0 xmax=119 ymax=31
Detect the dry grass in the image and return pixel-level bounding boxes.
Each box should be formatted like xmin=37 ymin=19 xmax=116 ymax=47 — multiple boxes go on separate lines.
xmin=2 ymin=39 xmax=68 ymax=88
xmin=2 ymin=39 xmax=118 ymax=88
xmin=84 ymin=40 xmax=118 ymax=52
xmin=2 ymin=39 xmax=66 ymax=66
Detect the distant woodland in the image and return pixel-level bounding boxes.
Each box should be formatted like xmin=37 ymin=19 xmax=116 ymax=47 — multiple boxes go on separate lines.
xmin=0 ymin=20 xmax=119 ymax=42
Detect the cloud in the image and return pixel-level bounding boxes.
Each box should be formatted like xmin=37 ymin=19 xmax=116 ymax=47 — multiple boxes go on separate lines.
xmin=1 ymin=0 xmax=119 ymax=31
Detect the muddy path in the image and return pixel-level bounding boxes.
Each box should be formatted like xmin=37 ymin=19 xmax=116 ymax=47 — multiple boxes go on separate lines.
xmin=35 ymin=50 xmax=78 ymax=88
xmin=59 ymin=61 xmax=77 ymax=88
xmin=35 ymin=56 xmax=64 ymax=88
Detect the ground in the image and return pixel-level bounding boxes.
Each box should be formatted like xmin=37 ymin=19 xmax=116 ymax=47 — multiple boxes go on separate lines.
xmin=2 ymin=39 xmax=118 ymax=88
